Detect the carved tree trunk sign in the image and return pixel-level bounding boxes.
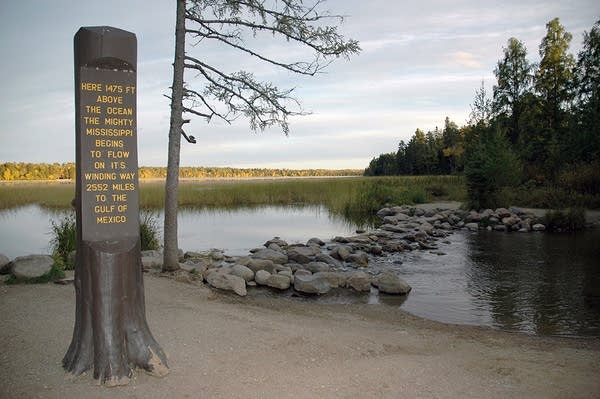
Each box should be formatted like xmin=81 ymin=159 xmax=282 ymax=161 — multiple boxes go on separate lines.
xmin=63 ymin=26 xmax=168 ymax=386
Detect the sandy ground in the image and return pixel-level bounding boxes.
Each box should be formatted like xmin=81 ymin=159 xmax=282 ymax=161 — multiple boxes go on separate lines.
xmin=1 ymin=274 xmax=599 ymax=399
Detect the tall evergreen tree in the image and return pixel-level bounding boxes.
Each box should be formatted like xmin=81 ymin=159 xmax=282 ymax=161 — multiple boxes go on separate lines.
xmin=493 ymin=38 xmax=534 ymax=144
xmin=535 ymin=18 xmax=575 ymax=131
xmin=572 ymin=19 xmax=600 ymax=161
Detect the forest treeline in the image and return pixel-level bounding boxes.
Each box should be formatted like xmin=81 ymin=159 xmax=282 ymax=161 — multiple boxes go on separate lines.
xmin=365 ymin=18 xmax=600 ymax=208
xmin=0 ymin=162 xmax=361 ymax=181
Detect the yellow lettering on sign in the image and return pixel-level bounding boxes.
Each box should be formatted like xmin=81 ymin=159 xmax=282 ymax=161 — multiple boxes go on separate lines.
xmin=104 ymin=118 xmax=133 ymax=126
xmin=81 ymin=82 xmax=102 ymax=91
xmin=95 ymin=139 xmax=124 ymax=148
xmin=96 ymin=95 xmax=123 ymax=104
xmin=96 ymin=215 xmax=127 ymax=224
xmin=112 ymin=183 xmax=135 ymax=191
xmin=106 ymin=107 xmax=133 ymax=115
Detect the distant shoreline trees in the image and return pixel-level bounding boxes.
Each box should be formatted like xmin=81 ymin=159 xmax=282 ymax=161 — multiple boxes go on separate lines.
xmin=0 ymin=162 xmax=362 ymax=181
xmin=365 ymin=18 xmax=600 ymax=208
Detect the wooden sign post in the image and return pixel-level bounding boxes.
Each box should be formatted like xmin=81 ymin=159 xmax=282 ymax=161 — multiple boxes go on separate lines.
xmin=64 ymin=26 xmax=168 ymax=386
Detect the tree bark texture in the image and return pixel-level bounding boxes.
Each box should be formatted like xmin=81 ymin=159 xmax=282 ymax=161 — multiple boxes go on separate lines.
xmin=163 ymin=0 xmax=187 ymax=271
xmin=63 ymin=239 xmax=169 ymax=385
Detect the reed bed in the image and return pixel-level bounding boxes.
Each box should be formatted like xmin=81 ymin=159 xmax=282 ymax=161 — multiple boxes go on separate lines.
xmin=0 ymin=176 xmax=467 ymax=220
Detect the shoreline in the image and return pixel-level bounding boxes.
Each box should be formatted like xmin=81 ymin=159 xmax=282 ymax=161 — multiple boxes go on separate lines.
xmin=1 ymin=275 xmax=599 ymax=398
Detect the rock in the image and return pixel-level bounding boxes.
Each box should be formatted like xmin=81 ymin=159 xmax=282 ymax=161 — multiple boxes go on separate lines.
xmin=509 ymin=206 xmax=525 ymax=216
xmin=10 ymin=255 xmax=54 ymax=280
xmin=306 ymin=262 xmax=330 ymax=273
xmin=373 ymin=271 xmax=411 ymax=295
xmin=501 ymin=216 xmax=520 ymax=227
xmin=495 ymin=208 xmax=512 ymax=218
xmin=368 ymin=245 xmax=383 ymax=255
xmin=313 ymin=272 xmax=346 ymax=288
xmin=532 ymin=223 xmax=546 ymax=231
xmin=493 ymin=224 xmax=507 ymax=232
xmin=264 ymin=237 xmax=288 ymax=248
xmin=294 ymin=269 xmax=312 ymax=277
xmin=231 ymin=264 xmax=255 ymax=282
xmin=418 ymin=222 xmax=434 ymax=235
xmin=418 ymin=241 xmax=438 ymax=250
xmin=206 ymin=271 xmax=247 ymax=296
xmin=246 ymin=259 xmax=276 ymax=273
xmin=267 ymin=243 xmax=283 ymax=252
xmin=383 ymin=213 xmax=410 ymax=224
xmin=180 ymin=259 xmax=208 ymax=274
xmin=277 ymin=268 xmax=293 ymax=278
xmin=347 ymin=251 xmax=369 ymax=267
xmin=345 ymin=271 xmax=371 ymax=292
xmin=315 ymin=253 xmax=342 ymax=269
xmin=0 ymin=254 xmax=11 ymax=274
xmin=468 ymin=210 xmax=481 ymax=222
xmin=465 ymin=222 xmax=479 ymax=232
xmin=285 ymin=263 xmax=305 ymax=273
xmin=332 ymin=236 xmax=350 ymax=243
xmin=376 ymin=207 xmax=395 ymax=218
xmin=184 ymin=251 xmax=206 ymax=259
xmin=307 ymin=237 xmax=325 ymax=246
xmin=440 ymin=222 xmax=453 ymax=230
xmin=293 ymin=274 xmax=331 ymax=295
xmin=255 ymin=270 xmax=271 ymax=285
xmin=287 ymin=246 xmax=319 ymax=264
xmin=266 ymin=274 xmax=291 ymax=290
xmin=252 ymin=248 xmax=288 ymax=264
xmin=330 ymin=245 xmax=351 ymax=261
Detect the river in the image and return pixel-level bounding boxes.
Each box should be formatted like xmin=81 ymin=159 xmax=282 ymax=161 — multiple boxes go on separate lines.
xmin=1 ymin=204 xmax=598 ymax=337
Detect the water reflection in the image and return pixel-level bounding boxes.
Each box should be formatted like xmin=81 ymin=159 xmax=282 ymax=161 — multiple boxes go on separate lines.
xmin=0 ymin=204 xmax=358 ymax=258
xmin=394 ymin=230 xmax=600 ymax=337
xmin=464 ymin=231 xmax=600 ymax=337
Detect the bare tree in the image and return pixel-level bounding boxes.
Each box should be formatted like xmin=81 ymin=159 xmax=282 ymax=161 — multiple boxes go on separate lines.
xmin=162 ymin=0 xmax=360 ymax=271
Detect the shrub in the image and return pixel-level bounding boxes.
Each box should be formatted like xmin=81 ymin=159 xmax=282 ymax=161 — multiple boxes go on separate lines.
xmin=464 ymin=127 xmax=521 ymax=209
xmin=544 ymin=207 xmax=586 ymax=232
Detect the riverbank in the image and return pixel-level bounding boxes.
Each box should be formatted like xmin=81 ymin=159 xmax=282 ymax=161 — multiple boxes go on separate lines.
xmin=1 ymin=274 xmax=599 ymax=398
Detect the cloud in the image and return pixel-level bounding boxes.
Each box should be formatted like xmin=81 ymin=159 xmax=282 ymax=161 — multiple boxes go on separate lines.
xmin=449 ymin=51 xmax=484 ymax=69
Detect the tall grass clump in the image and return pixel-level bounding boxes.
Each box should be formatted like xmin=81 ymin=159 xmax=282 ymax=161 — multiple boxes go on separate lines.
xmin=50 ymin=213 xmax=77 ymax=270
xmin=140 ymin=211 xmax=161 ymax=250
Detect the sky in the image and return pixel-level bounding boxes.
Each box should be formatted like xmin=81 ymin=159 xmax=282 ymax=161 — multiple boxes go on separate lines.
xmin=0 ymin=1 xmax=598 ymax=170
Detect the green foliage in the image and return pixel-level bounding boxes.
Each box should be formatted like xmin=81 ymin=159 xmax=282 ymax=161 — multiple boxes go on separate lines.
xmin=140 ymin=211 xmax=161 ymax=251
xmin=49 ymin=214 xmax=77 ymax=270
xmin=464 ymin=126 xmax=522 ymax=209
xmin=544 ymin=207 xmax=586 ymax=232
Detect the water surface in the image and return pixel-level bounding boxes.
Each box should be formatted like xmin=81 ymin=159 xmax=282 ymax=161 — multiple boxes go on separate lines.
xmin=1 ymin=204 xmax=599 ymax=337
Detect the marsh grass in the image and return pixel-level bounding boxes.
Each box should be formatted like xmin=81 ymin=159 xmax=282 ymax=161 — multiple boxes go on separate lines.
xmin=1 ymin=176 xmax=467 ymax=223
xmin=0 ymin=181 xmax=74 ymax=210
